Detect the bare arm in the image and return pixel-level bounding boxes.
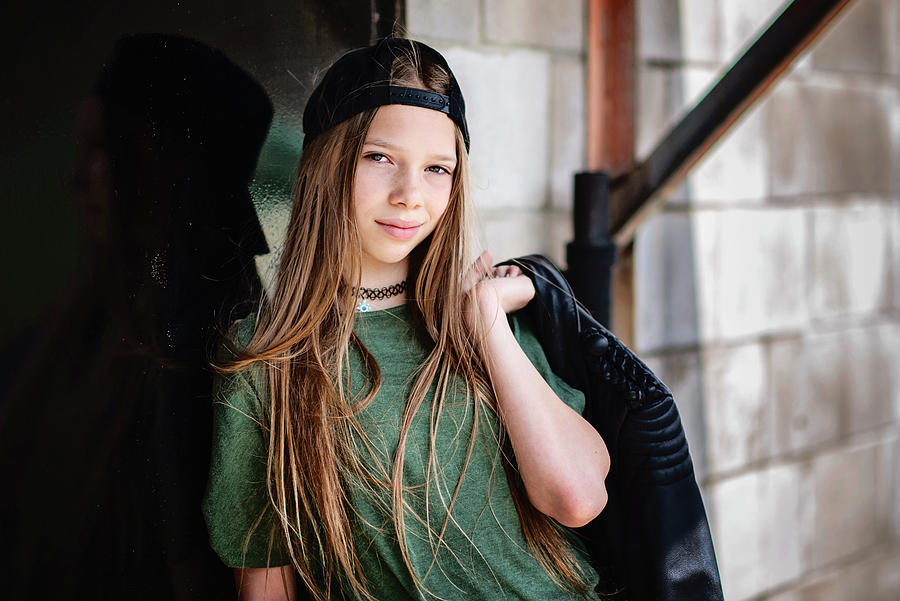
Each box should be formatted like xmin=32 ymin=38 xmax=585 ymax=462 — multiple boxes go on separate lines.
xmin=234 ymin=567 xmax=297 ymax=601
xmin=467 ymin=252 xmax=610 ymax=528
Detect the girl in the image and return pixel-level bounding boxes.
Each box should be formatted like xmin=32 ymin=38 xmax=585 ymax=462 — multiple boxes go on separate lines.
xmin=203 ymin=37 xmax=610 ymax=601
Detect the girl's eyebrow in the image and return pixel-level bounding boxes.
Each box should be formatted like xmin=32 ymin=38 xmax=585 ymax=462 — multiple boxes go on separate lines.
xmin=364 ymin=138 xmax=457 ymax=165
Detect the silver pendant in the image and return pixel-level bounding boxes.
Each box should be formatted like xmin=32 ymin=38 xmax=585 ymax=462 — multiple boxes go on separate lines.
xmin=356 ymin=298 xmax=371 ymax=312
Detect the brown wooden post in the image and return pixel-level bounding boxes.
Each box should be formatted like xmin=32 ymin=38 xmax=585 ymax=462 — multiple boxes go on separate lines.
xmin=586 ymin=0 xmax=636 ymax=344
xmin=587 ymin=0 xmax=635 ymax=174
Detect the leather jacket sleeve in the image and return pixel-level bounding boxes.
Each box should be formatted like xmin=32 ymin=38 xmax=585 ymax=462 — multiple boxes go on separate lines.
xmin=500 ymin=254 xmax=724 ymax=601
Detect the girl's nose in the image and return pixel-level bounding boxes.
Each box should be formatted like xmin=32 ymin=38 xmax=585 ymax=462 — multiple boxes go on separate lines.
xmin=390 ymin=168 xmax=424 ymax=209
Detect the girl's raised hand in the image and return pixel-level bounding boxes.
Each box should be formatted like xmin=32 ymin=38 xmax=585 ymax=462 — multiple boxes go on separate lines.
xmin=464 ymin=251 xmax=610 ymax=527
xmin=464 ymin=251 xmax=535 ymax=329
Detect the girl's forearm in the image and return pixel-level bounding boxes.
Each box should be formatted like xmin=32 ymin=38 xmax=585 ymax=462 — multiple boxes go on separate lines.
xmin=481 ymin=313 xmax=610 ymax=528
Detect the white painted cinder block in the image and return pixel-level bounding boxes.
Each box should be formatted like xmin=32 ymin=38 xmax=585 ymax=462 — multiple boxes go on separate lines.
xmin=810 ymin=0 xmax=897 ymax=76
xmin=875 ymin=434 xmax=898 ymax=542
xmin=683 ymin=102 xmax=769 ymax=203
xmin=766 ymin=549 xmax=900 ymax=601
xmin=768 ymin=83 xmax=894 ymax=197
xmin=719 ymin=0 xmax=790 ymax=63
xmin=768 ymin=336 xmax=818 ymax=456
xmin=893 ymin=92 xmax=900 ymax=196
xmin=437 ymin=45 xmax=552 ymax=212
xmin=845 ymin=324 xmax=900 ymax=436
xmin=692 ymin=208 xmax=808 ymax=343
xmin=891 ymin=202 xmax=900 ymax=312
xmin=479 ymin=210 xmax=570 ymax=267
xmin=635 ymin=65 xmax=678 ymax=162
xmin=483 ymin=0 xmax=584 ymax=51
xmin=643 ymin=350 xmax=708 ymax=482
xmin=788 ymin=324 xmax=899 ymax=449
xmin=634 ymin=211 xmax=701 ymax=353
xmin=810 ymin=202 xmax=893 ymax=320
xmin=405 ymin=0 xmax=481 ymax=43
xmin=707 ymin=462 xmax=803 ymax=601
xmin=771 ymin=320 xmax=897 ymax=460
xmin=701 ymin=342 xmax=772 ymax=475
xmin=549 ymin=55 xmax=585 ymax=210
xmin=805 ymin=442 xmax=880 ymax=570
xmin=637 ymin=0 xmax=722 ymax=64
xmin=889 ymin=0 xmax=900 ymax=78
xmin=871 ymin=548 xmax=900 ymax=601
xmin=894 ymin=437 xmax=900 ymax=541
xmin=804 ymin=329 xmax=850 ymax=447
xmin=760 ymin=463 xmax=806 ymax=591
xmin=763 ymin=589 xmax=802 ymax=601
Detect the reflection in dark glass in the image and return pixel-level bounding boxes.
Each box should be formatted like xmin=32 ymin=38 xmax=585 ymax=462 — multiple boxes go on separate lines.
xmin=3 ymin=32 xmax=270 ymax=601
xmin=0 ymin=4 xmax=383 ymax=598
xmin=1 ymin=0 xmax=376 ymax=342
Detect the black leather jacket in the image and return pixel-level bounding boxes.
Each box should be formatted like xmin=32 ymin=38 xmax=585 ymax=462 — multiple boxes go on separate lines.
xmin=502 ymin=255 xmax=724 ymax=601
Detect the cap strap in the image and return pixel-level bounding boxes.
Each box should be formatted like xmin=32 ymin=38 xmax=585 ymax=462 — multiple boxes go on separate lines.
xmin=386 ymin=86 xmax=450 ymax=113
xmin=337 ymin=85 xmax=452 ymax=123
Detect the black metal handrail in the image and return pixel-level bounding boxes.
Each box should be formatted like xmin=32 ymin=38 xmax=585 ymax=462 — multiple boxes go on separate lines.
xmin=609 ymin=0 xmax=853 ymax=245
xmin=568 ymin=0 xmax=854 ymax=325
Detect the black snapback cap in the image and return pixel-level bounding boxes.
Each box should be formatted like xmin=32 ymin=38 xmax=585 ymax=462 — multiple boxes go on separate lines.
xmin=302 ymin=37 xmax=470 ymax=151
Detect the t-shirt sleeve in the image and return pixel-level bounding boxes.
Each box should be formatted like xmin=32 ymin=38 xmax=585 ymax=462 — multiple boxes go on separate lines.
xmin=202 ymin=321 xmax=286 ymax=568
xmin=508 ymin=313 xmax=586 ymax=415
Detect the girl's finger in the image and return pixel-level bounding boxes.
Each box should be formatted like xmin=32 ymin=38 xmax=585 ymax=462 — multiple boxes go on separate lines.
xmin=463 ymin=250 xmax=493 ymax=291
xmin=491 ymin=264 xmax=522 ymax=278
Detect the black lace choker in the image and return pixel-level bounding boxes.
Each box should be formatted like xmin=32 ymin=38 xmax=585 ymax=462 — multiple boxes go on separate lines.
xmin=356 ymin=280 xmax=408 ymax=312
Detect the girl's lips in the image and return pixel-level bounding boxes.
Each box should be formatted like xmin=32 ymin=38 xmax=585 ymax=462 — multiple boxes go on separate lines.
xmin=376 ymin=220 xmax=421 ymax=240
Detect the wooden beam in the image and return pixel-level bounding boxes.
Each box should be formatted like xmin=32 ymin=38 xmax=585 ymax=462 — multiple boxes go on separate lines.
xmin=587 ymin=0 xmax=635 ymax=175
xmin=586 ymin=0 xmax=636 ymax=337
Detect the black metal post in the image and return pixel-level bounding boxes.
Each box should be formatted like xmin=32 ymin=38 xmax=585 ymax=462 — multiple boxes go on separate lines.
xmin=567 ymin=172 xmax=617 ymax=327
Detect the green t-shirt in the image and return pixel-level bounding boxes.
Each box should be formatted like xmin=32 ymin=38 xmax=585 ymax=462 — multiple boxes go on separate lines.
xmin=203 ymin=305 xmax=601 ymax=600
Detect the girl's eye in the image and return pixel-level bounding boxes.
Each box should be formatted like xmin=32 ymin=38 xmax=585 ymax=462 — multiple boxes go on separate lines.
xmin=426 ymin=165 xmax=452 ymax=175
xmin=365 ymin=153 xmax=389 ymax=163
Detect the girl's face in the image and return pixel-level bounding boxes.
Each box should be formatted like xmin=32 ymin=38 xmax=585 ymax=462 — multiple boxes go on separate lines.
xmin=353 ymin=104 xmax=457 ymax=280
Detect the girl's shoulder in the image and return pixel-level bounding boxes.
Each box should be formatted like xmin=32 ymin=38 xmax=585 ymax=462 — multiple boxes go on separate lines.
xmin=213 ymin=313 xmax=268 ymax=403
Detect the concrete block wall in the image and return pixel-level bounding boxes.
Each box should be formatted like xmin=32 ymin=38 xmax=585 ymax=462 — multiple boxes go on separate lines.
xmin=406 ymin=0 xmax=586 ymax=265
xmin=633 ymin=1 xmax=900 ymax=600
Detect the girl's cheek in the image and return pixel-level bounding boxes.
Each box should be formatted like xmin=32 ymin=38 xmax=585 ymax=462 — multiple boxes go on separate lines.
xmin=426 ymin=176 xmax=452 ymax=199
xmin=430 ymin=199 xmax=451 ymax=224
xmin=353 ymin=167 xmax=385 ymax=205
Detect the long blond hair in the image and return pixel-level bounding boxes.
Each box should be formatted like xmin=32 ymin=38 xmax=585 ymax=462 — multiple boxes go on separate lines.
xmin=219 ymin=45 xmax=591 ymax=600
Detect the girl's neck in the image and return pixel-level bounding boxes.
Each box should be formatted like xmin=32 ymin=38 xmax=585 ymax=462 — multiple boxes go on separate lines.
xmin=358 ymin=259 xmax=410 ymax=311
xmin=360 ymin=255 xmax=408 ymax=287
